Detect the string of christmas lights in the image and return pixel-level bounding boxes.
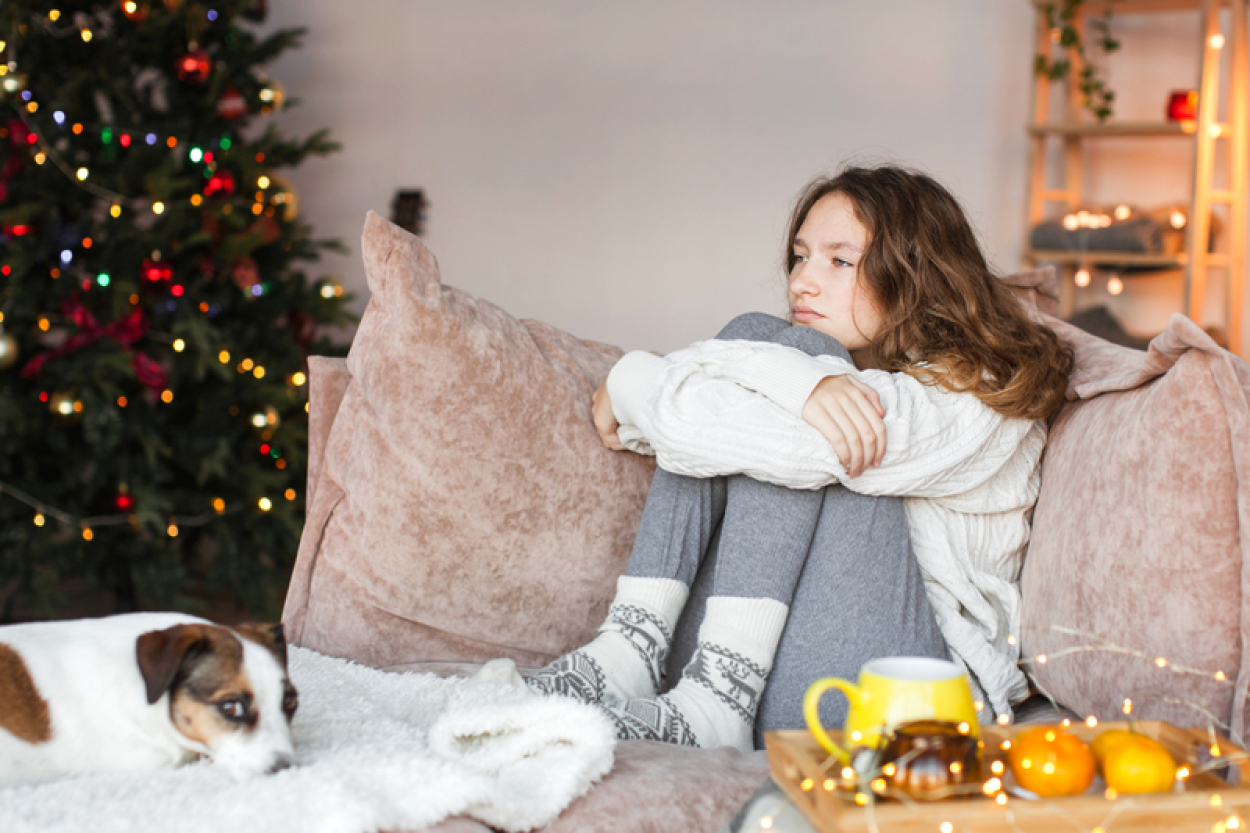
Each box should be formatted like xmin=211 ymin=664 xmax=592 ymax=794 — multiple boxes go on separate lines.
xmin=0 ymin=477 xmax=299 ymax=539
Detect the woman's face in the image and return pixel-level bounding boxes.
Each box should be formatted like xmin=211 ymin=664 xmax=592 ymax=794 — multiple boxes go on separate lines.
xmin=788 ymin=192 xmax=883 ymax=364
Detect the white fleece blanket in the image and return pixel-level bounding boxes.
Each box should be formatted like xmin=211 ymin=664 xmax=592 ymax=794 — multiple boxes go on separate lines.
xmin=0 ymin=647 xmax=616 ymax=833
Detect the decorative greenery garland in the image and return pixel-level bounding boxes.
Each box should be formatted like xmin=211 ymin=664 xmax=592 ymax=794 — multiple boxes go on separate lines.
xmin=1034 ymin=0 xmax=1121 ymax=122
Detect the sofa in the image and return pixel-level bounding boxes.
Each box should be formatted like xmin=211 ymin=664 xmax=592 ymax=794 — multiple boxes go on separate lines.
xmin=281 ymin=213 xmax=1250 ymax=832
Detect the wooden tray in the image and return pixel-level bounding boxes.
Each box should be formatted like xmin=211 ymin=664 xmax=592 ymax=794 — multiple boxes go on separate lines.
xmin=766 ymin=721 xmax=1250 ymax=832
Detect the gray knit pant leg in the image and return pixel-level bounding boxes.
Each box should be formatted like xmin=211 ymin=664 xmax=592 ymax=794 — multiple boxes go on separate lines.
xmin=651 ymin=313 xmax=950 ymax=749
xmin=623 ymin=313 xmax=795 ymax=584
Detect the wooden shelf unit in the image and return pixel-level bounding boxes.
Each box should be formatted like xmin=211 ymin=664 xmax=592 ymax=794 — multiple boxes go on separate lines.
xmin=1023 ymin=0 xmax=1249 ymax=354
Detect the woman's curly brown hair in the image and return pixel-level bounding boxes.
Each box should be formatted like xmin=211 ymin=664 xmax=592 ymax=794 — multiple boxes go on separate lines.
xmin=785 ymin=166 xmax=1073 ymax=420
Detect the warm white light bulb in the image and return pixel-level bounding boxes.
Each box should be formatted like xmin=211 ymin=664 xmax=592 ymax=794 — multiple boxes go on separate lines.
xmin=1210 ymin=33 xmax=1226 ymax=50
xmin=1107 ymin=276 xmax=1124 ymax=295
xmin=1170 ymin=211 xmax=1186 ymax=229
xmin=1114 ymin=204 xmax=1131 ymax=220
xmin=76 ymin=167 xmax=89 ymax=181
xmin=1075 ymin=269 xmax=1091 ymax=288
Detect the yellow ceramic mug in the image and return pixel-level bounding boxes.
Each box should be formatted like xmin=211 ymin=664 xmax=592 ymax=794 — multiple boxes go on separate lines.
xmin=803 ymin=657 xmax=980 ymax=763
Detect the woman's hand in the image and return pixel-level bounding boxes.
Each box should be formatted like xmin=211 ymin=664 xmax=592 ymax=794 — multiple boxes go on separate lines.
xmin=801 ymin=375 xmax=886 ymax=477
xmin=592 ymin=379 xmax=626 ymax=451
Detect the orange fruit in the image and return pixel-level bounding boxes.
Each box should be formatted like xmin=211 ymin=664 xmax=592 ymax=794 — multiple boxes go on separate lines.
xmin=1007 ymin=726 xmax=1097 ymax=798
xmin=1102 ymin=734 xmax=1177 ymax=794
xmin=1090 ymin=729 xmax=1138 ymax=767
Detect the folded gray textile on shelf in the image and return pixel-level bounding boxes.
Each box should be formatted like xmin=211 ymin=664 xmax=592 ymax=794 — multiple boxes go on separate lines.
xmin=0 ymin=647 xmax=616 ymax=833
xmin=1029 ymin=215 xmax=1166 ymax=254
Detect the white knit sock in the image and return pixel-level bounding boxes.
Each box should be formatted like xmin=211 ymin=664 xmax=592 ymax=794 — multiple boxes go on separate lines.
xmin=527 ymin=576 xmax=688 ymax=704
xmin=603 ymin=596 xmax=788 ymax=752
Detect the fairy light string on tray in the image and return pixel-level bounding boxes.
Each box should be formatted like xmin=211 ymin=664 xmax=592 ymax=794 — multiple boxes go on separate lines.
xmin=770 ymin=627 xmax=1249 ymax=833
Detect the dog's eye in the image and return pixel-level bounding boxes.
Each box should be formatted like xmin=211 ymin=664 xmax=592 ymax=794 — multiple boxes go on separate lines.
xmin=217 ymin=699 xmax=246 ymax=721
xmin=282 ymin=689 xmax=299 ymax=716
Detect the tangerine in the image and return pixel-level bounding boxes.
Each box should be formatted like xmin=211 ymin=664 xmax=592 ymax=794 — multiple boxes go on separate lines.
xmin=1090 ymin=729 xmax=1138 ymax=767
xmin=1006 ymin=726 xmax=1096 ymax=798
xmin=1102 ymin=734 xmax=1177 ymax=794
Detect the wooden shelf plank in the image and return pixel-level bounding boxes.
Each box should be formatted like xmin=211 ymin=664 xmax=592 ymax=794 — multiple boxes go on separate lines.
xmin=1025 ymin=249 xmax=1187 ymax=267
xmin=1028 ymin=121 xmax=1200 ymax=136
xmin=1031 ymin=0 xmax=1221 ymax=13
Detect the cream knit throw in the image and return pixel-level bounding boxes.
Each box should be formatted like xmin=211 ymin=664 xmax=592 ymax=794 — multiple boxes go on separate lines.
xmin=0 ymin=647 xmax=616 ymax=833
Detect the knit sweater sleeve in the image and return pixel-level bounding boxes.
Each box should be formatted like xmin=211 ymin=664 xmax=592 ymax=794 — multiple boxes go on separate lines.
xmin=607 ymin=339 xmax=1034 ymax=499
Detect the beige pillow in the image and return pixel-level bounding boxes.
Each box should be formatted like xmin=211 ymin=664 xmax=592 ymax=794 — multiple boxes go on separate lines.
xmin=1021 ymin=314 xmax=1250 ymax=739
xmin=282 ymin=213 xmax=656 ymax=668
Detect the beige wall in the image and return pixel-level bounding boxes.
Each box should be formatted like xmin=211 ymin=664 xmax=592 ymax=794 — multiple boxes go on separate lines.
xmin=262 ymin=1 xmax=1247 ymax=355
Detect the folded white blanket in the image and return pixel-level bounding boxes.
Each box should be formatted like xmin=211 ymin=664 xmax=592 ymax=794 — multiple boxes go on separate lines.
xmin=0 ymin=647 xmax=616 ymax=833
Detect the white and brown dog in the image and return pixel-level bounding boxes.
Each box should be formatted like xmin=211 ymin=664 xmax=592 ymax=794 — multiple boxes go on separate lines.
xmin=0 ymin=612 xmax=298 ymax=786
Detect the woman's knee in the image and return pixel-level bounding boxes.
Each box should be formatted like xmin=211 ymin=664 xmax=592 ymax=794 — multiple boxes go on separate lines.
xmin=774 ymin=325 xmax=853 ymax=362
xmin=716 ymin=312 xmax=790 ymax=341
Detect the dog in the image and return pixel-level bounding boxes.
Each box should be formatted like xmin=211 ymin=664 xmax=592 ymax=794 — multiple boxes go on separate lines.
xmin=0 ymin=612 xmax=298 ymax=786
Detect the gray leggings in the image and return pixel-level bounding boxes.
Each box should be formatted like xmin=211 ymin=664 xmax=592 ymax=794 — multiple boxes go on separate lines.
xmin=625 ymin=312 xmax=948 ymax=748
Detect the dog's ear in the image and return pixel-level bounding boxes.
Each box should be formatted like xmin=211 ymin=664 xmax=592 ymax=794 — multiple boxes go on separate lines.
xmin=235 ymin=622 xmax=288 ymax=670
xmin=135 ymin=624 xmax=211 ymax=705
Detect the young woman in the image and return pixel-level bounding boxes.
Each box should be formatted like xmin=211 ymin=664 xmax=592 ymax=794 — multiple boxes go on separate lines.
xmin=491 ymin=164 xmax=1073 ymax=752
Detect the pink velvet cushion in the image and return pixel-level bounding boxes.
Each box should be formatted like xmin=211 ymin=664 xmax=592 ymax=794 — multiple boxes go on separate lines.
xmin=282 ymin=213 xmax=656 ymax=668
xmin=1022 ymin=314 xmax=1250 ymax=739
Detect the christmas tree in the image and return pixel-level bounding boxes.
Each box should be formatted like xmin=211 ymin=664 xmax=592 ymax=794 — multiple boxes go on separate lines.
xmin=0 ymin=0 xmax=353 ymax=621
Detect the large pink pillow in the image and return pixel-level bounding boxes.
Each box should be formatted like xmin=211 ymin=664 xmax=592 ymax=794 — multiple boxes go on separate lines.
xmin=282 ymin=213 xmax=657 ymax=668
xmin=1022 ymin=314 xmax=1250 ymax=739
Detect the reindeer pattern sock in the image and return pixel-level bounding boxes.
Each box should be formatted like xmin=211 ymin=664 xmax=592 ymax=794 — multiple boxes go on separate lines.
xmin=602 ymin=595 xmax=788 ymax=752
xmin=527 ymin=576 xmax=688 ymax=704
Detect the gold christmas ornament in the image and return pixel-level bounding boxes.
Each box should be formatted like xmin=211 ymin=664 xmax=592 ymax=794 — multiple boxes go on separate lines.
xmin=0 ymin=331 xmax=18 ymax=369
xmin=48 ymin=391 xmax=84 ymax=425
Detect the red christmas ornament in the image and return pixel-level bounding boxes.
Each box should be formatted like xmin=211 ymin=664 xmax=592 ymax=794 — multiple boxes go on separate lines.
xmin=176 ymin=46 xmax=212 ymax=84
xmin=216 ymin=87 xmax=247 ymax=120
xmin=250 ymin=214 xmax=281 ymax=244
xmin=115 ymin=493 xmax=136 ymax=512
xmin=204 ymin=170 xmax=236 ymax=198
xmin=141 ymin=257 xmax=173 ymax=283
xmin=231 ymin=256 xmax=261 ymax=297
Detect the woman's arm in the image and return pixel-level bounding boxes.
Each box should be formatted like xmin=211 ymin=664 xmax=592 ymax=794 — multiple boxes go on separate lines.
xmin=606 ymin=339 xmax=1036 ymax=499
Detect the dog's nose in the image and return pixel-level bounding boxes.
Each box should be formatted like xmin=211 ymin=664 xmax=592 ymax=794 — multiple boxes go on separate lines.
xmin=267 ymin=756 xmax=294 ymax=775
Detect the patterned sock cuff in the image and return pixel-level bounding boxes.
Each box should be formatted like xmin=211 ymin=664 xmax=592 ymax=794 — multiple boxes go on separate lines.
xmin=615 ymin=576 xmax=690 ymax=625
xmin=699 ymin=596 xmax=789 ymax=663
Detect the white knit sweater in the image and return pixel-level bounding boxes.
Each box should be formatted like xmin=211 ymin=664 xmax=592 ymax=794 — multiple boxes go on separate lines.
xmin=606 ymin=339 xmax=1046 ymax=720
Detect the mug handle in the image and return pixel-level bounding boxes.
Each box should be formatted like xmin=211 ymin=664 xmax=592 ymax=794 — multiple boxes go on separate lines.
xmin=803 ymin=677 xmax=861 ymax=765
